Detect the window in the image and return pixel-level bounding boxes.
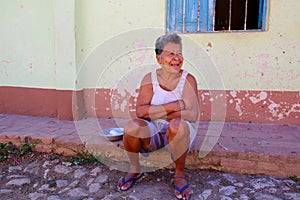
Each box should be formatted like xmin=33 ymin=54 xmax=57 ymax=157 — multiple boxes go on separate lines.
xmin=166 ymin=0 xmax=268 ymax=33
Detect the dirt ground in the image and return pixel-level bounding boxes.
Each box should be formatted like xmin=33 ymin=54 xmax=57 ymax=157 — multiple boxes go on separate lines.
xmin=0 ymin=152 xmax=300 ymax=200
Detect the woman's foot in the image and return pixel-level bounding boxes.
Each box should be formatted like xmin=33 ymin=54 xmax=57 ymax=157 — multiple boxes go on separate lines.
xmin=173 ymin=173 xmax=191 ymax=200
xmin=117 ymin=172 xmax=144 ymax=192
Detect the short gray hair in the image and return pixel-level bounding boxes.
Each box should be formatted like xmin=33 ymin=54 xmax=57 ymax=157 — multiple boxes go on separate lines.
xmin=155 ymin=33 xmax=182 ymax=55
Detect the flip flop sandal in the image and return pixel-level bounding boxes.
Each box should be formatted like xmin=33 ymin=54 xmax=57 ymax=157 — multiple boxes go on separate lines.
xmin=117 ymin=173 xmax=144 ymax=192
xmin=174 ymin=184 xmax=191 ymax=200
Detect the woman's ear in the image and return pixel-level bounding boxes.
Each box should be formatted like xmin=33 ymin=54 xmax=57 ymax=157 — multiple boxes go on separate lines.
xmin=156 ymin=54 xmax=161 ymax=64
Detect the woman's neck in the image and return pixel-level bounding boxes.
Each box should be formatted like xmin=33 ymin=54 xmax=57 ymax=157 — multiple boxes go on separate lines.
xmin=159 ymin=68 xmax=181 ymax=81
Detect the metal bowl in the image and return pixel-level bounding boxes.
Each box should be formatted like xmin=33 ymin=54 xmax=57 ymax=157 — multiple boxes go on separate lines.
xmin=102 ymin=128 xmax=124 ymax=141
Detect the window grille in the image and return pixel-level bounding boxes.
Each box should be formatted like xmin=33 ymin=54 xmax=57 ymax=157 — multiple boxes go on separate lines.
xmin=166 ymin=0 xmax=268 ymax=33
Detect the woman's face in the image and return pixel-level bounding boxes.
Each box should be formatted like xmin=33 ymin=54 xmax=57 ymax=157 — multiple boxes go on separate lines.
xmin=156 ymin=42 xmax=183 ymax=73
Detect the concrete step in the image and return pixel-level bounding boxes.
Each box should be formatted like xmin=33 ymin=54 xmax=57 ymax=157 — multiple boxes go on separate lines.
xmin=0 ymin=114 xmax=299 ymax=178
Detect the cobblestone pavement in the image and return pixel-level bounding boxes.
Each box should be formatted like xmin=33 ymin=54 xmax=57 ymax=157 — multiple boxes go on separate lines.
xmin=1 ymin=114 xmax=300 ymax=179
xmin=0 ymin=153 xmax=299 ymax=200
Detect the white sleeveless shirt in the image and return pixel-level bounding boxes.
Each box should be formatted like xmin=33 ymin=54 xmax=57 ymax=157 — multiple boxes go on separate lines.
xmin=151 ymin=69 xmax=188 ymax=105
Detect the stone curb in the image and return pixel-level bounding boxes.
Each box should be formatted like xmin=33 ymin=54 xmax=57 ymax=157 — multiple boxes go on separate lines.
xmin=1 ymin=132 xmax=300 ymax=179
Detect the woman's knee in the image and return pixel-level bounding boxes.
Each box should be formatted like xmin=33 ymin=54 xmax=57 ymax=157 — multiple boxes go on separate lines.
xmin=124 ymin=119 xmax=148 ymax=138
xmin=168 ymin=119 xmax=189 ymax=138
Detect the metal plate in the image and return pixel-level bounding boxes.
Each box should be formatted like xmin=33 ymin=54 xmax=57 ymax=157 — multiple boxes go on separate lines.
xmin=102 ymin=128 xmax=124 ymax=141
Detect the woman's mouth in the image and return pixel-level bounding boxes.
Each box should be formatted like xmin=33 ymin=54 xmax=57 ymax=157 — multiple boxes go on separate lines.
xmin=171 ymin=63 xmax=180 ymax=66
xmin=170 ymin=63 xmax=180 ymax=69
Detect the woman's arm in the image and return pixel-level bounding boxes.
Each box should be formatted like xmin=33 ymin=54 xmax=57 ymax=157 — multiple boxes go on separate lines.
xmin=135 ymin=73 xmax=184 ymax=120
xmin=166 ymin=74 xmax=199 ymax=122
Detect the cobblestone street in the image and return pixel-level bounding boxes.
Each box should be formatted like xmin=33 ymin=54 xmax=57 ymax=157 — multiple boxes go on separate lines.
xmin=1 ymin=0 xmax=300 ymax=199
xmin=0 ymin=114 xmax=300 ymax=200
xmin=0 ymin=152 xmax=300 ymax=200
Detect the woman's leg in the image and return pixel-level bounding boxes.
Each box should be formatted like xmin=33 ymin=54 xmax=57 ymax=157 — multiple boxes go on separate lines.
xmin=166 ymin=118 xmax=191 ymax=199
xmin=117 ymin=118 xmax=151 ymax=191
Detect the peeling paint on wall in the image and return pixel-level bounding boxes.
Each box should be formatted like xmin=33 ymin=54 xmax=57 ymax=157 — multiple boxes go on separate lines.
xmin=249 ymin=92 xmax=268 ymax=104
xmin=234 ymin=98 xmax=243 ymax=117
xmin=225 ymin=90 xmax=299 ymax=124
xmin=0 ymin=0 xmax=299 ymax=125
xmin=82 ymin=89 xmax=299 ymax=124
xmin=230 ymin=90 xmax=237 ymax=98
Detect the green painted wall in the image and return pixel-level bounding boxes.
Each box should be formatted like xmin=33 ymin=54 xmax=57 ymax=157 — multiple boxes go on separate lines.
xmin=0 ymin=0 xmax=55 ymax=88
xmin=188 ymin=0 xmax=300 ymax=91
xmin=0 ymin=0 xmax=299 ymax=91
xmin=0 ymin=0 xmax=76 ymax=90
xmin=76 ymin=0 xmax=300 ymax=91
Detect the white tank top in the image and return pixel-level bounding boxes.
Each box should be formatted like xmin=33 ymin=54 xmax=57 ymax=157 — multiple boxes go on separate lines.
xmin=151 ymin=69 xmax=188 ymax=105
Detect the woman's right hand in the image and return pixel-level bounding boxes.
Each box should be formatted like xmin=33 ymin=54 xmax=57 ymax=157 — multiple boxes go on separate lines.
xmin=168 ymin=100 xmax=185 ymax=112
xmin=178 ymin=100 xmax=185 ymax=111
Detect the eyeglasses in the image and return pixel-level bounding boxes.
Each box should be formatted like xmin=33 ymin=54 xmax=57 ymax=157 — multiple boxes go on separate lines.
xmin=162 ymin=51 xmax=183 ymax=59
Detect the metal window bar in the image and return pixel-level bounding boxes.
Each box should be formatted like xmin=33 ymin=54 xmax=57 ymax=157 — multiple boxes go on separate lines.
xmin=228 ymin=0 xmax=232 ymax=31
xmin=175 ymin=0 xmax=263 ymax=32
xmin=213 ymin=0 xmax=216 ymax=31
xmin=182 ymin=0 xmax=186 ymax=32
xmin=197 ymin=0 xmax=201 ymax=31
xmin=244 ymin=0 xmax=248 ymax=30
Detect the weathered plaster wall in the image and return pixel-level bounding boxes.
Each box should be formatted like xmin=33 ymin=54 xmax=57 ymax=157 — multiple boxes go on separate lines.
xmin=75 ymin=0 xmax=300 ymax=91
xmin=186 ymin=0 xmax=300 ymax=123
xmin=0 ymin=0 xmax=299 ymax=123
xmin=0 ymin=0 xmax=76 ymax=90
xmin=75 ymin=0 xmax=299 ymax=124
xmin=0 ymin=0 xmax=56 ymax=88
xmin=1 ymin=0 xmax=299 ymax=90
xmin=0 ymin=0 xmax=80 ymax=120
xmin=189 ymin=0 xmax=300 ymax=91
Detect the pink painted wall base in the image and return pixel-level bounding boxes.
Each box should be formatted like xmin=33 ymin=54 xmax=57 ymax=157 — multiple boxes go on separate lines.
xmin=0 ymin=87 xmax=299 ymax=124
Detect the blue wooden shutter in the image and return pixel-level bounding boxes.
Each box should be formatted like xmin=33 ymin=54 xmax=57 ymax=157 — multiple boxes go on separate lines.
xmin=167 ymin=0 xmax=266 ymax=32
xmin=166 ymin=0 xmax=212 ymax=32
xmin=185 ymin=0 xmax=199 ymax=32
xmin=258 ymin=0 xmax=268 ymax=30
xmin=207 ymin=0 xmax=215 ymax=31
xmin=166 ymin=0 xmax=183 ymax=32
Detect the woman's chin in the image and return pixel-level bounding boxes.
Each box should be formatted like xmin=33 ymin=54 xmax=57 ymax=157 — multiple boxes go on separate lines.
xmin=161 ymin=65 xmax=181 ymax=73
xmin=170 ymin=67 xmax=181 ymax=73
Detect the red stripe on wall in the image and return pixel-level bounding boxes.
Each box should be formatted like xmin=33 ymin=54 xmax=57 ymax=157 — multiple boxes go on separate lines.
xmin=0 ymin=86 xmax=299 ymax=124
xmin=0 ymin=87 xmax=85 ymax=120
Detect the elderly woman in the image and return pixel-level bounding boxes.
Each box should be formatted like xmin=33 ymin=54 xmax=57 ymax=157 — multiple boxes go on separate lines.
xmin=117 ymin=33 xmax=199 ymax=200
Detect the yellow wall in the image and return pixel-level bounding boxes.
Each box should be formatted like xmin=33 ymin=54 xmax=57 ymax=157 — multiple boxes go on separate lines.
xmin=0 ymin=0 xmax=76 ymax=89
xmin=1 ymin=0 xmax=299 ymax=91
xmin=76 ymin=0 xmax=300 ymax=91
xmin=0 ymin=0 xmax=56 ymax=88
xmin=188 ymin=0 xmax=300 ymax=91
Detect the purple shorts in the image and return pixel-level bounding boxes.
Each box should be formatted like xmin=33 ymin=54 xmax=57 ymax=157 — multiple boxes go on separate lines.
xmin=140 ymin=119 xmax=196 ymax=156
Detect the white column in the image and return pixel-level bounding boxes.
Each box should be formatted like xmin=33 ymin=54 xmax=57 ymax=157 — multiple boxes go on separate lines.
xmin=53 ymin=0 xmax=76 ymax=90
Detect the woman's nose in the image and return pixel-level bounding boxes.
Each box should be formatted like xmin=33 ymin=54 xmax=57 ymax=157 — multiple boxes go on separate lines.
xmin=173 ymin=54 xmax=182 ymax=59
